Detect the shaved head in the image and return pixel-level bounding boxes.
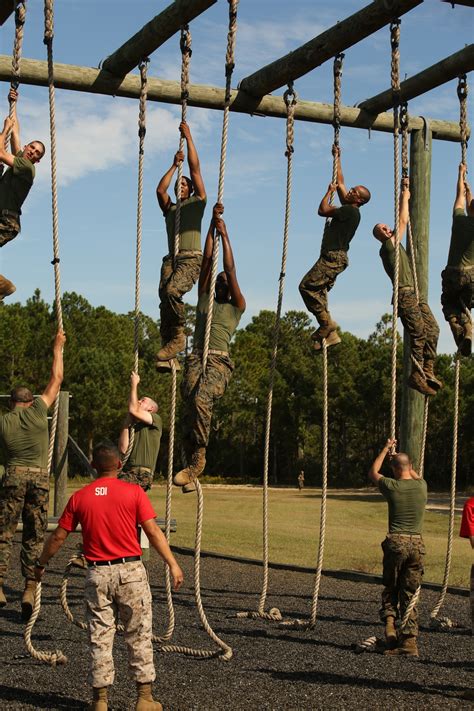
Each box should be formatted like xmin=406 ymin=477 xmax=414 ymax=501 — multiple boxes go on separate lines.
xmin=92 ymin=441 xmax=121 ymax=473
xmin=391 ymin=453 xmax=411 ymax=471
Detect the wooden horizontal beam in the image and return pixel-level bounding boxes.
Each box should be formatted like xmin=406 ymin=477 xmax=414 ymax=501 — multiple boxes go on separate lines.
xmin=101 ymin=0 xmax=217 ymax=77
xmin=0 ymin=0 xmax=14 ymax=26
xmin=238 ymin=0 xmax=423 ymax=98
xmin=0 ymin=55 xmax=465 ymax=142
xmin=359 ymin=45 xmax=474 ymax=114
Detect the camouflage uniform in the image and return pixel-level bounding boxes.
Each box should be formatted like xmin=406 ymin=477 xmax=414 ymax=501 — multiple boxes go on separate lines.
xmin=398 ymin=290 xmax=440 ymax=366
xmin=181 ymin=353 xmax=234 ymax=450
xmin=84 ymin=560 xmax=155 ymax=687
xmin=299 ymin=249 xmax=348 ymax=322
xmin=119 ymin=467 xmax=153 ymax=492
xmin=0 ymin=466 xmax=49 ymax=580
xmin=380 ymin=534 xmax=425 ymax=637
xmin=0 ymin=213 xmax=20 ymax=248
xmin=441 ymin=266 xmax=473 ymax=329
xmin=159 ymin=253 xmax=202 ymax=344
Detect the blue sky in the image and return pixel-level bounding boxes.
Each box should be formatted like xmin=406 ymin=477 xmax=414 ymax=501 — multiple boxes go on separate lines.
xmin=0 ymin=0 xmax=473 ymax=354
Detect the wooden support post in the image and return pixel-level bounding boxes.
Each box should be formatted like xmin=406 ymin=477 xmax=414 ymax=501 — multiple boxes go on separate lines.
xmin=400 ymin=127 xmax=432 ymax=470
xmin=0 ymin=0 xmax=14 ymax=27
xmin=101 ymin=0 xmax=217 ymax=77
xmin=239 ymin=0 xmax=422 ymax=97
xmin=0 ymin=56 xmax=465 ymax=142
xmin=53 ymin=391 xmax=69 ymax=516
xmin=359 ymin=45 xmax=474 ymax=115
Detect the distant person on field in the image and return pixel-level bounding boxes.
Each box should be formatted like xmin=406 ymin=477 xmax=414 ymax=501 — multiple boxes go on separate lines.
xmin=299 ymin=145 xmax=370 ymax=349
xmin=298 ymin=470 xmax=305 ymax=491
xmin=373 ymin=177 xmax=441 ymax=397
xmin=368 ymin=438 xmax=427 ymax=657
xmin=0 ymin=88 xmax=45 ymax=301
xmin=441 ymin=163 xmax=473 ymax=356
xmin=156 ymin=121 xmax=206 ymax=365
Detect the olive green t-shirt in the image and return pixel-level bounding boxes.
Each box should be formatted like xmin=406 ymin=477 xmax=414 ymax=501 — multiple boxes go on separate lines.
xmin=0 ymin=397 xmax=49 ymax=468
xmin=447 ymin=208 xmax=474 ymax=269
xmin=378 ymin=477 xmax=427 ymax=534
xmin=379 ymin=239 xmax=414 ymax=289
xmin=125 ymin=413 xmax=162 ymax=472
xmin=193 ymin=292 xmax=244 ymax=352
xmin=321 ymin=204 xmax=361 ymax=254
xmin=165 ymin=196 xmax=206 ymax=253
xmin=0 ymin=152 xmax=35 ymax=214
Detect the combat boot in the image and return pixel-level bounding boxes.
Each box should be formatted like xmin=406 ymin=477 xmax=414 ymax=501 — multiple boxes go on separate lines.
xmin=384 ymin=616 xmax=397 ymax=650
xmin=460 ymin=320 xmax=472 ymax=357
xmin=156 ymin=330 xmax=186 ymax=362
xmin=313 ymin=330 xmax=342 ymax=352
xmin=173 ymin=447 xmax=206 ymax=488
xmin=155 ymin=357 xmax=181 ymax=374
xmin=448 ymin=317 xmax=464 ymax=348
xmin=21 ymin=579 xmax=38 ymax=621
xmin=0 ymin=274 xmax=16 ymax=301
xmin=89 ymin=686 xmax=108 ymax=711
xmin=0 ymin=579 xmax=6 ymax=607
xmin=312 ymin=315 xmax=338 ymax=341
xmin=407 ymin=370 xmax=436 ymax=397
xmin=136 ymin=682 xmax=163 ymax=711
xmin=384 ymin=634 xmax=418 ymax=657
xmin=423 ymin=360 xmax=443 ymax=391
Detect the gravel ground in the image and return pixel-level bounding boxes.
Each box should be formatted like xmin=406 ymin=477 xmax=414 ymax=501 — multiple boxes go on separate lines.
xmin=0 ymin=534 xmax=471 ymax=710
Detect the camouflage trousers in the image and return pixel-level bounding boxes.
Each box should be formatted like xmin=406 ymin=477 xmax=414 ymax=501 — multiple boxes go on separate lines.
xmin=299 ymin=249 xmax=348 ymax=322
xmin=159 ymin=253 xmax=202 ymax=343
xmin=119 ymin=467 xmax=153 ymax=492
xmin=380 ymin=534 xmax=425 ymax=637
xmin=181 ymin=353 xmax=234 ymax=449
xmin=398 ymin=289 xmax=439 ymax=366
xmin=441 ymin=266 xmax=473 ymax=327
xmin=84 ymin=561 xmax=155 ymax=688
xmin=0 ymin=466 xmax=49 ymax=581
xmin=0 ymin=214 xmax=20 ymax=248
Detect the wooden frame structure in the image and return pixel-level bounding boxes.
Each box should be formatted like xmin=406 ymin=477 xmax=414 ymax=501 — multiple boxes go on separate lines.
xmin=0 ymin=0 xmax=472 ymax=482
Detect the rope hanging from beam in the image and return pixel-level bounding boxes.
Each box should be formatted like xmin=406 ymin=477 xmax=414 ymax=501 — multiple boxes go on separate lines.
xmin=280 ymin=54 xmax=344 ymax=631
xmin=237 ymin=82 xmax=297 ymax=624
xmin=429 ymin=75 xmax=469 ymax=630
xmin=24 ymin=0 xmax=67 ymax=667
xmin=0 ymin=0 xmax=26 ymax=177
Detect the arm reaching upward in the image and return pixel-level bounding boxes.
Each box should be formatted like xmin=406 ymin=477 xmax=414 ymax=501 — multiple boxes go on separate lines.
xmin=318 ymin=183 xmax=339 ymax=218
xmin=454 ymin=163 xmax=467 ymax=212
xmin=180 ymin=121 xmax=206 ymax=201
xmin=215 ymin=213 xmax=246 ymax=311
xmin=0 ymin=117 xmax=16 ymax=168
xmin=333 ymin=145 xmax=348 ymax=203
xmin=127 ymin=371 xmax=152 ymax=424
xmin=8 ymin=88 xmax=20 ymax=155
xmin=41 ymin=330 xmax=66 ymax=408
xmin=198 ymin=204 xmax=220 ymax=296
xmin=368 ymin=438 xmax=396 ymax=484
xmin=156 ymin=150 xmax=183 ymax=214
xmin=394 ymin=177 xmax=410 ymax=244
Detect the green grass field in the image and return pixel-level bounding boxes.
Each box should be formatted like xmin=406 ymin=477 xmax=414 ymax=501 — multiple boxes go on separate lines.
xmin=60 ymin=483 xmax=471 ymax=588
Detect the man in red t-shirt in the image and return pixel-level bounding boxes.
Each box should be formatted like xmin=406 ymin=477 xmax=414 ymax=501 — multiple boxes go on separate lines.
xmin=460 ymin=496 xmax=474 ymax=635
xmin=35 ymin=441 xmax=183 ymax=711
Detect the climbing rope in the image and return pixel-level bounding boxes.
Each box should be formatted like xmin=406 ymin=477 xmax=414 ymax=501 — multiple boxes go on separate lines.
xmin=60 ymin=555 xmax=88 ymax=630
xmin=201 ymin=0 xmax=238 ymax=371
xmin=238 ymin=83 xmax=296 ymax=623
xmin=1 ymin=0 xmax=26 ymax=174
xmin=24 ymin=0 xmax=66 ymax=666
xmin=121 ymin=58 xmax=149 ymax=467
xmin=389 ymin=19 xmax=401 ymax=447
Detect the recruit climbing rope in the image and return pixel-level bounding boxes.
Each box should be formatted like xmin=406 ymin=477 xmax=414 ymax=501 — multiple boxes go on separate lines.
xmin=1 ymin=0 xmax=26 ymax=177
xmin=429 ymin=75 xmax=469 ymax=630
xmin=237 ymin=83 xmax=297 ymax=624
xmin=24 ymin=0 xmax=67 ymax=667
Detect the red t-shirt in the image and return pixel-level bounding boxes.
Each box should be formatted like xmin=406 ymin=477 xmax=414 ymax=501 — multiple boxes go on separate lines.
xmin=58 ymin=477 xmax=156 ymax=561
xmin=460 ymin=496 xmax=474 ymax=539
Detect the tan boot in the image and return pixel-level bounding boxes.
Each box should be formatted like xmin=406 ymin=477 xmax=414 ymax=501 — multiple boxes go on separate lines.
xmin=384 ymin=616 xmax=397 ymax=650
xmin=156 ymin=330 xmax=186 ymax=361
xmin=312 ymin=316 xmax=338 ymax=341
xmin=136 ymin=682 xmax=162 ymax=711
xmin=384 ymin=634 xmax=419 ymax=657
xmin=21 ymin=579 xmax=37 ymax=621
xmin=460 ymin=320 xmax=472 ymax=357
xmin=89 ymin=686 xmax=108 ymax=711
xmin=173 ymin=447 xmax=206 ymax=488
xmin=313 ymin=330 xmax=342 ymax=351
xmin=155 ymin=357 xmax=181 ymax=373
xmin=0 ymin=579 xmax=6 ymax=607
xmin=0 ymin=274 xmax=16 ymax=301
xmin=407 ymin=370 xmax=436 ymax=397
xmin=423 ymin=360 xmax=443 ymax=391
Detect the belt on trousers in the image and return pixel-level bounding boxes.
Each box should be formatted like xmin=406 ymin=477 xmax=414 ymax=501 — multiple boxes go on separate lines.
xmin=387 ymin=533 xmax=422 ymax=539
xmin=192 ymin=348 xmax=228 ymax=357
xmin=1 ymin=209 xmax=21 ymax=218
xmin=125 ymin=466 xmax=152 ymax=474
xmin=7 ymin=465 xmax=48 ymax=475
xmin=167 ymin=250 xmax=202 ymax=257
xmin=86 ymin=555 xmax=142 ymax=567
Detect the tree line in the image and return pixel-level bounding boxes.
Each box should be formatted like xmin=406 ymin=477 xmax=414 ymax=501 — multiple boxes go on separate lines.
xmin=0 ymin=290 xmax=471 ymax=490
